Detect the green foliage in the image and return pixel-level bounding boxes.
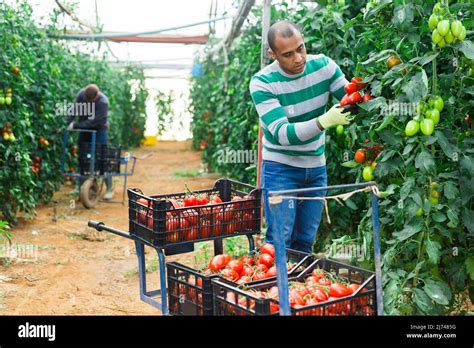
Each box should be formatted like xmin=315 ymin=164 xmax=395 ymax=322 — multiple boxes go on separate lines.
xmin=190 ymin=0 xmax=473 ymax=314
xmin=155 ymin=90 xmax=175 ymax=136
xmin=0 ymin=0 xmax=148 ymax=222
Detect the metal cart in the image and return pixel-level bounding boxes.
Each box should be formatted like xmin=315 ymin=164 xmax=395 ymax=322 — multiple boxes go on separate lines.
xmin=61 ymin=129 xmax=141 ymax=209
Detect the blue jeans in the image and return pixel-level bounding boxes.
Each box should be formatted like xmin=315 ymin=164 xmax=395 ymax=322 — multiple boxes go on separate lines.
xmin=261 ymin=160 xmax=327 ymax=254
xmin=78 ymin=129 xmax=112 ymax=190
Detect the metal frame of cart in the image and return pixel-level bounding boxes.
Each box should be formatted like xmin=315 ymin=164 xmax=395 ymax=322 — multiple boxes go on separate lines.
xmin=87 ymin=220 xmax=257 ymax=315
xmin=61 ymin=129 xmax=140 ymax=208
xmin=268 ymin=181 xmax=384 ymax=316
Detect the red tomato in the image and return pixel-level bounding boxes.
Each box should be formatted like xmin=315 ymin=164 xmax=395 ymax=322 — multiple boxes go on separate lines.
xmin=311 ymin=269 xmax=325 ymax=281
xmin=240 ymin=265 xmax=254 ymax=277
xmin=253 ymin=271 xmax=267 ymax=281
xmin=184 ymin=195 xmax=198 ymax=207
xmin=362 ymin=93 xmax=373 ymax=102
xmin=268 ymin=286 xmax=279 ymax=300
xmin=255 ymin=263 xmax=268 ymax=273
xmin=258 ymin=253 xmax=274 ymax=268
xmin=289 ymin=289 xmax=306 ymax=307
xmin=242 ymin=194 xmax=256 ymax=211
xmin=348 ymin=283 xmax=360 ymax=294
xmin=348 ymin=91 xmax=362 ymax=104
xmin=344 ymin=83 xmax=358 ymax=94
xmin=329 ymin=283 xmax=351 ymax=298
xmin=351 ymin=76 xmax=366 ymax=89
xmin=340 ymin=94 xmax=350 ymax=106
xmin=236 ymin=276 xmax=252 ymax=285
xmin=242 ymin=212 xmax=255 ymax=230
xmin=222 ymin=254 xmax=231 ymax=265
xmin=226 ymin=260 xmax=244 ymax=274
xmin=186 ymin=226 xmax=199 ymax=241
xmin=260 ymin=243 xmax=275 ymax=258
xmin=197 ymin=194 xmax=209 ymax=206
xmin=209 ymin=255 xmax=227 ymax=272
xmin=311 ymin=288 xmax=328 ymax=302
xmin=166 ymin=218 xmax=179 ymax=243
xmin=210 ymin=195 xmax=222 ymax=204
xmin=182 ymin=209 xmax=198 ymax=226
xmin=221 ymin=268 xmax=240 ymax=281
xmin=240 ymin=256 xmax=254 ymax=266
xmin=265 ymin=266 xmax=277 ymax=278
xmin=200 ymin=220 xmax=211 ymax=239
xmin=318 ymin=278 xmax=332 ymax=286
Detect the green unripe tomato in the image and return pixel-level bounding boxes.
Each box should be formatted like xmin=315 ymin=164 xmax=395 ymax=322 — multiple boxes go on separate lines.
xmin=430 ymin=96 xmax=444 ymax=111
xmin=444 ymin=30 xmax=455 ymax=44
xmin=405 ymin=120 xmax=420 ymax=136
xmin=437 ymin=38 xmax=446 ymax=48
xmin=432 ymin=29 xmax=442 ymax=44
xmin=416 ymin=207 xmax=423 ymax=217
xmin=437 ymin=20 xmax=449 ymax=36
xmin=336 ymin=125 xmax=344 ymax=135
xmin=457 ymin=25 xmax=466 ymax=41
xmin=362 ymin=166 xmax=374 ymax=181
xmin=420 ymin=118 xmax=434 ymax=136
xmin=428 ymin=15 xmax=439 ymax=31
xmin=5 ymin=97 xmax=12 ymax=105
xmin=450 ymin=20 xmax=462 ymax=37
xmin=427 ymin=109 xmax=440 ymax=125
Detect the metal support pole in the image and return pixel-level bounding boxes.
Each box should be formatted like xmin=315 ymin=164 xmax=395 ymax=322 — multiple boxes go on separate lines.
xmin=257 ymin=0 xmax=271 ymax=188
xmin=269 ymin=198 xmax=291 ymax=316
xmin=371 ymin=191 xmax=384 ymax=315
xmin=157 ymin=248 xmax=169 ymax=315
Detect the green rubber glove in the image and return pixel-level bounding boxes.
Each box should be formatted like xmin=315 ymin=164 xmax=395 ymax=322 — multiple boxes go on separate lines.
xmin=318 ymin=104 xmax=351 ymax=129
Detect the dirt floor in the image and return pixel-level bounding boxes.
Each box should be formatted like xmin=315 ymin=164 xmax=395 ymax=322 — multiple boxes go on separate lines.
xmin=0 ymin=141 xmax=221 ymax=315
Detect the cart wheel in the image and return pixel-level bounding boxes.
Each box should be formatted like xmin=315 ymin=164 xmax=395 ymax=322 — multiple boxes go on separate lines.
xmin=80 ymin=178 xmax=100 ymax=209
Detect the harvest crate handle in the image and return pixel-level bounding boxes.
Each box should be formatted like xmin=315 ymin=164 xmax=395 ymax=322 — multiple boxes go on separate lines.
xmin=87 ymin=220 xmax=140 ymax=242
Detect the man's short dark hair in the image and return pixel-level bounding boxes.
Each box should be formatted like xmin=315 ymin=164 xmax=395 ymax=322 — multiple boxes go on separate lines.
xmin=267 ymin=20 xmax=301 ymax=52
xmin=84 ymin=84 xmax=99 ymax=102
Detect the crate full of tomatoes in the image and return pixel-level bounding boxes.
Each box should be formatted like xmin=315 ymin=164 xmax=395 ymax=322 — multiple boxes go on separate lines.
xmin=212 ymin=258 xmax=376 ymax=316
xmin=167 ymin=244 xmax=313 ymax=316
xmin=127 ymin=179 xmax=261 ymax=248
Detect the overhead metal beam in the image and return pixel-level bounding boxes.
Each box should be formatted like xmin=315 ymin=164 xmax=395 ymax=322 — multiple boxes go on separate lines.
xmin=106 ymin=35 xmax=208 ymax=44
xmin=49 ymin=16 xmax=231 ymax=41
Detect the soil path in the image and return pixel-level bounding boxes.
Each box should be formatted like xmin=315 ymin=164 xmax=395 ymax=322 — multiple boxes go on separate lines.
xmin=0 ymin=141 xmax=220 ymax=315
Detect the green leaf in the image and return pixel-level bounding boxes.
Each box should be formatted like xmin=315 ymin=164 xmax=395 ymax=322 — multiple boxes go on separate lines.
xmin=345 ymin=198 xmax=357 ymax=211
xmin=423 ymin=278 xmax=452 ymax=306
xmin=393 ymin=219 xmax=424 ymax=241
xmin=458 ymin=40 xmax=474 ymax=60
xmin=460 ymin=155 xmax=474 ymax=175
xmin=465 ymin=257 xmax=474 ymax=281
xmin=443 ymin=181 xmax=458 ymax=200
xmin=402 ymin=143 xmax=415 ymax=156
xmin=432 ymin=212 xmax=446 ymax=223
xmin=378 ymin=128 xmax=403 ymax=146
xmin=412 ymin=288 xmax=434 ymax=314
xmin=446 ymin=209 xmax=459 ymax=226
xmin=415 ymin=150 xmax=435 ymax=174
xmin=381 ymin=149 xmax=396 ymax=162
xmin=341 ymin=160 xmax=359 ymax=168
xmin=402 ymin=71 xmax=429 ymax=102
xmin=358 ymin=97 xmax=386 ymax=112
xmin=434 ymin=130 xmax=460 ymax=160
xmin=417 ymin=53 xmax=439 ymax=66
xmin=400 ymin=177 xmax=415 ymax=200
xmin=462 ymin=209 xmax=474 ymax=235
xmin=426 ymin=238 xmax=441 ymax=265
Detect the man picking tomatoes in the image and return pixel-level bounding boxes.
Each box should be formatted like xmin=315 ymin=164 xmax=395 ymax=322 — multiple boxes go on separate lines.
xmin=249 ymin=21 xmax=351 ymax=253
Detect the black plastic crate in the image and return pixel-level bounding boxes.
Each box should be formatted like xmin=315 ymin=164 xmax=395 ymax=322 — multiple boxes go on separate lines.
xmin=167 ymin=262 xmax=217 ymax=316
xmin=212 ymin=258 xmax=376 ymax=316
xmin=128 ymin=179 xmax=262 ymax=248
xmin=166 ymin=248 xmax=312 ymax=316
xmin=78 ymin=143 xmax=121 ymax=175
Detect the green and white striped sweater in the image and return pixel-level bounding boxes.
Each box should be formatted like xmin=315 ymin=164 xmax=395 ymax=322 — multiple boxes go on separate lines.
xmin=250 ymin=54 xmax=348 ymax=168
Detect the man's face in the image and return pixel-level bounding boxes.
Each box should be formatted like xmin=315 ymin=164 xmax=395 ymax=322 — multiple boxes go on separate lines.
xmin=269 ymin=32 xmax=306 ymax=75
